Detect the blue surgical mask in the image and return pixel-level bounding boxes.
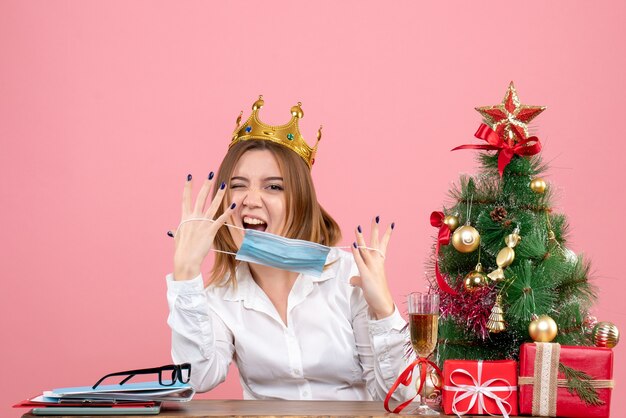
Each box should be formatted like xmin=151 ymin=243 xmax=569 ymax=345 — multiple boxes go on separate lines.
xmin=173 ymin=218 xmax=383 ymax=278
xmin=236 ymin=229 xmax=331 ymax=277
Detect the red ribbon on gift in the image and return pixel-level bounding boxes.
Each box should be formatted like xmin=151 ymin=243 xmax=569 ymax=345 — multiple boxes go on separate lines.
xmin=452 ymin=123 xmax=542 ymax=177
xmin=384 ymin=357 xmax=443 ymax=414
xmin=430 ymin=211 xmax=458 ymax=296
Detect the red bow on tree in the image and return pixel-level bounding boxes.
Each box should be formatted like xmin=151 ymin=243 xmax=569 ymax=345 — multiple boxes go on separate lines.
xmin=430 ymin=211 xmax=458 ymax=296
xmin=452 ymin=123 xmax=542 ymax=176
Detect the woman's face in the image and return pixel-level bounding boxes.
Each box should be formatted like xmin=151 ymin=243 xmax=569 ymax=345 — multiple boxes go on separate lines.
xmin=228 ymin=149 xmax=287 ymax=247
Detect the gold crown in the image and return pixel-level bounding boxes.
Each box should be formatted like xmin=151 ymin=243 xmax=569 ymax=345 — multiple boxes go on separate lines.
xmin=230 ymin=96 xmax=322 ymax=168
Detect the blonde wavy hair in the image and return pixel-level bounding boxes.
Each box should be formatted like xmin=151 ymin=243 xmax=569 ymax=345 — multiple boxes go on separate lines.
xmin=209 ymin=140 xmax=341 ymax=287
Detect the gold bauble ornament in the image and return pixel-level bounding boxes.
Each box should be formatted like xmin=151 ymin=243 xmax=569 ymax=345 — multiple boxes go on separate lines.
xmin=419 ymin=369 xmax=442 ymax=400
xmin=443 ymin=215 xmax=460 ymax=232
xmin=592 ymin=322 xmax=620 ymax=348
xmin=451 ymin=225 xmax=480 ymax=253
xmin=529 ymin=314 xmax=558 ymax=342
xmin=530 ymin=177 xmax=547 ymax=194
xmin=463 ymin=263 xmax=489 ymax=292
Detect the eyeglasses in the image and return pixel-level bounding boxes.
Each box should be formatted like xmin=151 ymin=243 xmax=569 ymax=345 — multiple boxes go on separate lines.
xmin=92 ymin=363 xmax=191 ymax=389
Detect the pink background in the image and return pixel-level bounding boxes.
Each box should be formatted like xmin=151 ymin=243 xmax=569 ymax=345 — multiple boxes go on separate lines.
xmin=2 ymin=1 xmax=624 ymax=416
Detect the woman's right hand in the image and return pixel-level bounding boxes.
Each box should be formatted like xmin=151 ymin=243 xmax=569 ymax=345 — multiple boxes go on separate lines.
xmin=172 ymin=173 xmax=237 ymax=281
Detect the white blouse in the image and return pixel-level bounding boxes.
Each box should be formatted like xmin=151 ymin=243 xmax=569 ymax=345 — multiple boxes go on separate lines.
xmin=166 ymin=248 xmax=414 ymax=401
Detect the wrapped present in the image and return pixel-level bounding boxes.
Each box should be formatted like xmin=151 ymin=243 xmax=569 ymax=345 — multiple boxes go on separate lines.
xmin=442 ymin=359 xmax=518 ymax=418
xmin=519 ymin=343 xmax=614 ymax=417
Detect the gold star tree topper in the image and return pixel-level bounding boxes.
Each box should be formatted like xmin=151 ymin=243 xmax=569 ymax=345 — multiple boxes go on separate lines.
xmin=475 ymin=82 xmax=546 ymax=144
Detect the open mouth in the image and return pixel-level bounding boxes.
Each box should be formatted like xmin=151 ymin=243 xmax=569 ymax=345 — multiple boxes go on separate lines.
xmin=243 ymin=216 xmax=267 ymax=232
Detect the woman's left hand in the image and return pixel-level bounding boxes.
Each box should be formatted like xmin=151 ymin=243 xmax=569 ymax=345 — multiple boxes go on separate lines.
xmin=350 ymin=216 xmax=395 ymax=320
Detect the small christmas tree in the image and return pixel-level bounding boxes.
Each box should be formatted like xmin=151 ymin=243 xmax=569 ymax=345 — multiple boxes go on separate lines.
xmin=429 ymin=82 xmax=597 ymax=362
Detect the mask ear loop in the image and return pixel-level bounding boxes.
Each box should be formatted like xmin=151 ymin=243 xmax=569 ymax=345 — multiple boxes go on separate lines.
xmin=336 ymin=245 xmax=385 ymax=259
xmin=169 ymin=218 xmax=385 ymax=259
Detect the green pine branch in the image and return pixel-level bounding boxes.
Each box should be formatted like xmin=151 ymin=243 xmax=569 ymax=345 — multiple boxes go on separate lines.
xmin=515 ymin=228 xmax=548 ymax=260
xmin=559 ymin=363 xmax=604 ymax=406
xmin=479 ymin=152 xmax=548 ymax=177
xmin=548 ymin=213 xmax=570 ymax=244
xmin=553 ymin=300 xmax=592 ymax=346
xmin=555 ymin=256 xmax=597 ymax=304
xmin=448 ymin=175 xmax=500 ymax=206
xmin=505 ymin=260 xmax=557 ymax=324
xmin=435 ymin=318 xmax=522 ymax=363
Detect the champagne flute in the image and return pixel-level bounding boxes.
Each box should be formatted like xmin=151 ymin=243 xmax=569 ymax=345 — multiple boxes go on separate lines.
xmin=407 ymin=292 xmax=440 ymax=415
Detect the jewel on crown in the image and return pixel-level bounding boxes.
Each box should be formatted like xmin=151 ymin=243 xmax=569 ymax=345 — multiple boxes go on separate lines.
xmin=230 ymin=95 xmax=322 ymax=168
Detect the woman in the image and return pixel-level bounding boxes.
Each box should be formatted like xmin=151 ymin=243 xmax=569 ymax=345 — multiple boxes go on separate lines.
xmin=166 ymin=97 xmax=412 ymax=400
